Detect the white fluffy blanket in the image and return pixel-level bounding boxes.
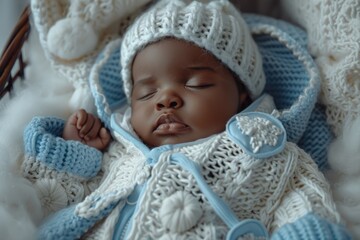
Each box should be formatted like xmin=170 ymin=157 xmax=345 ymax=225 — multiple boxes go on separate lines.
xmin=0 ymin=31 xmax=73 ymax=240
xmin=326 ymin=117 xmax=360 ymax=238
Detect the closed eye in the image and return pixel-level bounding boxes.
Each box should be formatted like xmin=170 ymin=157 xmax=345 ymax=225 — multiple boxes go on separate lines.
xmin=185 ymin=84 xmax=214 ymax=89
xmin=136 ymin=91 xmax=157 ymax=100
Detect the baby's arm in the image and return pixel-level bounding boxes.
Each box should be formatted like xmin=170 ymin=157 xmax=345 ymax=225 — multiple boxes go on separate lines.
xmin=63 ymin=109 xmax=111 ymax=151
xmin=22 ymin=116 xmax=106 ymax=217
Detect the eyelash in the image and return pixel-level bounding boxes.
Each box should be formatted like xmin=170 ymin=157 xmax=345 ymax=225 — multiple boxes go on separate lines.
xmin=137 ymin=91 xmax=156 ymax=101
xmin=136 ymin=83 xmax=214 ymax=100
xmin=185 ymin=84 xmax=214 ymax=89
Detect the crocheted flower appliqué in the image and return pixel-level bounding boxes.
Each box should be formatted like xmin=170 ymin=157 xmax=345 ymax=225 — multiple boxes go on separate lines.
xmin=159 ymin=191 xmax=202 ymax=233
xmin=236 ymin=115 xmax=283 ymax=153
xmin=34 ymin=179 xmax=68 ymax=216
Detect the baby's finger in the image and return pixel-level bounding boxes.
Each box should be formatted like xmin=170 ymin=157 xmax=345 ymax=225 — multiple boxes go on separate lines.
xmin=79 ymin=114 xmax=95 ymax=137
xmin=76 ymin=109 xmax=88 ymax=129
xmin=99 ymin=127 xmax=112 ymax=147
xmin=84 ymin=118 xmax=102 ymax=140
xmin=67 ymin=111 xmax=77 ymax=125
xmin=100 ymin=128 xmax=111 ymax=141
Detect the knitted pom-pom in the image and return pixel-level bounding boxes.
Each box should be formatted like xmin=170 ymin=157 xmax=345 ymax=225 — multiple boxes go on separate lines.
xmin=159 ymin=191 xmax=202 ymax=233
xmin=47 ymin=18 xmax=98 ymax=60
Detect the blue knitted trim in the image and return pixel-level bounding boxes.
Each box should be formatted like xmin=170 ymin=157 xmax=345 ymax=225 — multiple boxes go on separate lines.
xmin=24 ymin=116 xmax=102 ymax=179
xmin=90 ymin=38 xmax=126 ymax=128
xmin=38 ymin=203 xmax=116 ymax=240
xmin=245 ymin=14 xmax=320 ymax=144
xmin=298 ymin=104 xmax=334 ymax=171
xmin=271 ymin=213 xmax=352 ymax=240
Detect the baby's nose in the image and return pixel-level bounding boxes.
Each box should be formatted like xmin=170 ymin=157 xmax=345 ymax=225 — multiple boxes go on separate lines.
xmin=156 ymin=90 xmax=183 ymax=110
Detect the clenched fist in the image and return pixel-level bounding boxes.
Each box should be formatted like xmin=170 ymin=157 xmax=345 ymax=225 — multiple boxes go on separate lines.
xmin=63 ymin=109 xmax=111 ymax=151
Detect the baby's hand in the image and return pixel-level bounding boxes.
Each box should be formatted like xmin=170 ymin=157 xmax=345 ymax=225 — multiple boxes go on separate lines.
xmin=63 ymin=109 xmax=111 ymax=151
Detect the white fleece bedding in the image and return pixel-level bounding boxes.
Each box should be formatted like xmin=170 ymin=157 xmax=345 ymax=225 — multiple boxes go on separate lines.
xmin=0 ymin=31 xmax=73 ymax=240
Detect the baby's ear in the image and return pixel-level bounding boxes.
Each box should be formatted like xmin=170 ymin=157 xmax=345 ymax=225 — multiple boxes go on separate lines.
xmin=238 ymin=91 xmax=252 ymax=111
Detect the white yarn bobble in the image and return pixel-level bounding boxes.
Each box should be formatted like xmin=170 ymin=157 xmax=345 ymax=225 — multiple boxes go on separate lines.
xmin=47 ymin=18 xmax=99 ymax=60
xmin=159 ymin=191 xmax=202 ymax=233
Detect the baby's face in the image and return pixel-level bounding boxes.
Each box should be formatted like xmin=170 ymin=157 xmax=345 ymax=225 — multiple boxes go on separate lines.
xmin=130 ymin=38 xmax=247 ymax=148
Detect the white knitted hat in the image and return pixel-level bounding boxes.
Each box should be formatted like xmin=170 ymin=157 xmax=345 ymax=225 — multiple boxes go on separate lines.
xmin=121 ymin=0 xmax=266 ymax=100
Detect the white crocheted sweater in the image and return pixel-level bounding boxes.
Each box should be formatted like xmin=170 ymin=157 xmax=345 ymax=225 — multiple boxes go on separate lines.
xmin=22 ymin=97 xmax=341 ymax=239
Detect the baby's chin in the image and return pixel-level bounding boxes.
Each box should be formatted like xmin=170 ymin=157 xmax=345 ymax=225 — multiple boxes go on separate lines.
xmin=146 ymin=133 xmax=216 ymax=148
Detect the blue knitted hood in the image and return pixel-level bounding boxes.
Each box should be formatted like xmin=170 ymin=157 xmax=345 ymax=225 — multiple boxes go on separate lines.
xmin=89 ymin=14 xmax=332 ymax=169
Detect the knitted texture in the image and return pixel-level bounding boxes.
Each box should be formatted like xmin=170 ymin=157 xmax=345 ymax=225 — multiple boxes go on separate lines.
xmin=90 ymin=39 xmax=125 ymax=128
xmin=121 ymin=0 xmax=266 ymax=100
xmin=298 ymin=104 xmax=334 ymax=171
xmin=271 ymin=213 xmax=352 ymax=240
xmin=37 ymin=203 xmax=116 ymax=240
xmin=31 ymin=0 xmax=152 ymax=62
xmin=245 ymin=14 xmax=320 ymax=144
xmin=22 ymin=116 xmax=105 ymax=218
xmin=116 ymin=127 xmax=340 ymax=239
xmin=34 ymin=118 xmax=344 ymax=239
xmin=30 ymin=0 xmax=150 ymax=109
xmin=275 ymin=2 xmax=360 ymax=235
xmin=74 ymin=138 xmax=149 ymax=219
xmin=23 ymin=116 xmax=102 ymax=179
xmin=280 ymin=0 xmax=360 ymax=136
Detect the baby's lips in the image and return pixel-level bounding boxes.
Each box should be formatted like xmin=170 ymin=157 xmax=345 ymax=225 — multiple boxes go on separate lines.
xmin=154 ymin=122 xmax=190 ymax=135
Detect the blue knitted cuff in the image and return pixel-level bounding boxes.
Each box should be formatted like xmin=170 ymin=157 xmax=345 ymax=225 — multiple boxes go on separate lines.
xmin=38 ymin=203 xmax=115 ymax=240
xmin=24 ymin=116 xmax=102 ymax=179
xmin=271 ymin=213 xmax=352 ymax=240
